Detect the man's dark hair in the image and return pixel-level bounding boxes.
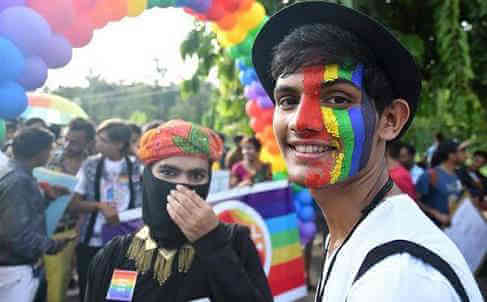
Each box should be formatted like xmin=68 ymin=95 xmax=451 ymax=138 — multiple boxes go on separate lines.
xmin=401 ymin=143 xmax=416 ymax=157
xmin=142 ymin=120 xmax=164 ymax=134
xmin=435 ymin=132 xmax=444 ymax=143
xmin=48 ymin=124 xmax=62 ymax=140
xmin=431 ymin=140 xmax=459 ymax=167
xmin=387 ymin=141 xmax=403 ymax=160
xmin=12 ymin=127 xmax=54 ymax=159
xmin=128 ymin=123 xmax=142 ymax=137
xmin=25 ymin=117 xmax=48 ymax=129
xmin=241 ymin=136 xmax=262 ymax=152
xmin=69 ymin=118 xmax=95 ymax=141
xmin=271 ymin=23 xmax=394 ymax=115
xmin=473 ymin=150 xmax=487 ymax=160
xmin=97 ymin=119 xmax=132 ymax=155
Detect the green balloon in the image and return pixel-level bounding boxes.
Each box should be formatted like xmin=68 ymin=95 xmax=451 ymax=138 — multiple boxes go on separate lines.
xmin=272 ymin=171 xmax=288 ymax=180
xmin=242 ymin=56 xmax=252 ymax=67
xmin=291 ymin=183 xmax=305 ymax=192
xmin=0 ymin=120 xmax=5 ymax=145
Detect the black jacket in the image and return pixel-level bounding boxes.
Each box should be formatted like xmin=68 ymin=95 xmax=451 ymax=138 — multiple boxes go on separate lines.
xmin=84 ymin=223 xmax=273 ymax=302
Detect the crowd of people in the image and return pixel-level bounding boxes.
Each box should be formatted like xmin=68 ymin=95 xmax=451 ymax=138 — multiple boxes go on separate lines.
xmin=1 ymin=2 xmax=486 ymax=302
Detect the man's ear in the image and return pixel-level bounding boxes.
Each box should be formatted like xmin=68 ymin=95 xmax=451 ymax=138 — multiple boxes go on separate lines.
xmin=377 ymin=99 xmax=410 ymax=141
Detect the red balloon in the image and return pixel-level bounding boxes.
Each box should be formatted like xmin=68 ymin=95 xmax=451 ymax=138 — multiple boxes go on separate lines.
xmin=27 ymin=0 xmax=74 ymax=33
xmin=250 ymin=118 xmax=266 ymax=133
xmin=245 ymin=100 xmax=261 ymax=117
xmin=73 ymin=0 xmax=97 ymax=12
xmin=238 ymin=0 xmax=255 ymax=12
xmin=89 ymin=0 xmax=110 ymax=29
xmin=206 ymin=0 xmax=225 ymax=21
xmin=222 ymin=0 xmax=240 ymax=13
xmin=105 ymin=0 xmax=127 ymax=21
xmin=62 ymin=13 xmax=94 ymax=48
xmin=217 ymin=12 xmax=238 ymax=31
xmin=183 ymin=7 xmax=207 ymax=21
xmin=261 ymin=109 xmax=273 ymax=124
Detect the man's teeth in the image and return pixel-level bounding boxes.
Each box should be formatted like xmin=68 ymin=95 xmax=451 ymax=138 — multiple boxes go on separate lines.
xmin=294 ymin=145 xmax=334 ymax=153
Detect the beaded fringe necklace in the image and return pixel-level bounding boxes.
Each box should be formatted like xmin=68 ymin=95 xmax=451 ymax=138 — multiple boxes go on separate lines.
xmin=127 ymin=226 xmax=195 ymax=285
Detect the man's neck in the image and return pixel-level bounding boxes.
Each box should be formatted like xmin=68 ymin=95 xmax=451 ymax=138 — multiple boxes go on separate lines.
xmin=310 ymin=157 xmax=395 ymax=253
xmin=106 ymin=153 xmax=123 ymax=161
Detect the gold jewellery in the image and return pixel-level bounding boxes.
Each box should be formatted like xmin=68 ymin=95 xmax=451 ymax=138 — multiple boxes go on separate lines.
xmin=127 ymin=226 xmax=195 ymax=285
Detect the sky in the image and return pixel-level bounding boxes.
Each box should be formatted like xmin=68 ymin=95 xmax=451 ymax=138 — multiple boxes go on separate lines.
xmin=45 ymin=7 xmax=198 ymax=89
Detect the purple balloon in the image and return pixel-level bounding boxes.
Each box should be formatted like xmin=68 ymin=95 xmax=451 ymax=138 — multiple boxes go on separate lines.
xmin=0 ymin=0 xmax=25 ymax=13
xmin=299 ymin=221 xmax=317 ymax=238
xmin=254 ymin=82 xmax=267 ymax=97
xmin=0 ymin=7 xmax=52 ymax=57
xmin=17 ymin=56 xmax=48 ymax=91
xmin=257 ymin=95 xmax=274 ymax=109
xmin=40 ymin=35 xmax=72 ymax=68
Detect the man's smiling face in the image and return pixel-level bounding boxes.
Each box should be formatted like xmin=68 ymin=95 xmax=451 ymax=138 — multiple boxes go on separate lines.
xmin=273 ymin=63 xmax=378 ymax=188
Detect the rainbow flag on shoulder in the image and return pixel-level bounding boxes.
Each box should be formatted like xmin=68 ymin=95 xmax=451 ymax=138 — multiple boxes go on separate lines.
xmin=209 ymin=180 xmax=307 ymax=301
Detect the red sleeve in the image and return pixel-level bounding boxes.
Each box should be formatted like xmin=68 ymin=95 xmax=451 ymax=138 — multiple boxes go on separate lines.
xmin=390 ymin=167 xmax=418 ymax=201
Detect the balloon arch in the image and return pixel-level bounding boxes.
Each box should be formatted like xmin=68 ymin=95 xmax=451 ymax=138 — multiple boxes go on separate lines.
xmin=0 ymin=0 xmax=317 ymax=243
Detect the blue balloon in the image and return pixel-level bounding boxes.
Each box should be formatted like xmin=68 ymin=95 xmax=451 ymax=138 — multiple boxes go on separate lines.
xmin=296 ymin=190 xmax=313 ymax=205
xmin=236 ymin=59 xmax=249 ymax=72
xmin=0 ymin=37 xmax=24 ymax=82
xmin=298 ymin=205 xmax=315 ymax=222
xmin=240 ymin=68 xmax=257 ymax=86
xmin=0 ymin=81 xmax=27 ymax=119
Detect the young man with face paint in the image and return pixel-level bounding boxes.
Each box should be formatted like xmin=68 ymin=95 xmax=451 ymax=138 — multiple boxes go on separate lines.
xmin=253 ymin=2 xmax=482 ymax=301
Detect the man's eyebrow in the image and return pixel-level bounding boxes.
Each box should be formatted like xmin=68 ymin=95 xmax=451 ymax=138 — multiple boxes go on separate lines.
xmin=321 ymin=78 xmax=360 ymax=89
xmin=274 ymin=85 xmax=300 ymax=94
xmin=158 ymin=164 xmax=179 ymax=170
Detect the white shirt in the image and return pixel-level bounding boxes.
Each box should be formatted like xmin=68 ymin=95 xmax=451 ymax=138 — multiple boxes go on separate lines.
xmin=0 ymin=150 xmax=8 ymax=170
xmin=317 ymin=194 xmax=483 ymax=302
xmin=75 ymin=158 xmax=131 ymax=247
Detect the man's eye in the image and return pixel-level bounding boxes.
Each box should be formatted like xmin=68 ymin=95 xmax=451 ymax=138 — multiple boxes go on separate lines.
xmin=277 ymin=96 xmax=299 ymax=109
xmin=323 ymin=96 xmax=351 ymax=106
xmin=160 ymin=169 xmax=178 ymax=177
xmin=189 ymin=172 xmax=206 ymax=182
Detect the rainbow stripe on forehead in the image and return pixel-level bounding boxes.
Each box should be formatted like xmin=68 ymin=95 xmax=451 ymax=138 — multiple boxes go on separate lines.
xmin=321 ymin=63 xmax=365 ymax=183
xmin=323 ymin=62 xmax=364 ymax=88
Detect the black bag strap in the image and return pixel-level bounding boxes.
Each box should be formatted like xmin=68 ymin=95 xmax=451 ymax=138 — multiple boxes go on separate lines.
xmin=353 ymin=240 xmax=469 ymax=302
xmin=83 ymin=157 xmax=135 ymax=245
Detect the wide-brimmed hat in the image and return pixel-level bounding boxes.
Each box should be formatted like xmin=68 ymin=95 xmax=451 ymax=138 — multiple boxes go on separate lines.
xmin=252 ymin=1 xmax=421 ymax=137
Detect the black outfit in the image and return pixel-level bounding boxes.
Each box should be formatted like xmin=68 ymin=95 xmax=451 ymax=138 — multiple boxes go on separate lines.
xmin=83 ymin=163 xmax=272 ymax=302
xmin=456 ymin=166 xmax=487 ymax=198
xmin=84 ymin=224 xmax=272 ymax=302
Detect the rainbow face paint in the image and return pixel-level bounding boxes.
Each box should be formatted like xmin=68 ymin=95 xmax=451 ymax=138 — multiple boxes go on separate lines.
xmin=297 ymin=63 xmax=376 ymax=188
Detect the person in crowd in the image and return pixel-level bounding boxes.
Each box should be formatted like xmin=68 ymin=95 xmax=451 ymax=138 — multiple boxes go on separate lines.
xmin=24 ymin=117 xmax=49 ymax=130
xmin=224 ymin=134 xmax=243 ymax=170
xmin=48 ymin=118 xmax=96 ymax=176
xmin=427 ymin=132 xmax=445 ymax=167
xmin=229 ymin=136 xmax=272 ymax=188
xmin=416 ymin=140 xmax=465 ymax=228
xmin=5 ymin=119 xmax=19 ymax=141
xmin=214 ymin=132 xmax=229 ymax=170
xmin=128 ymin=123 xmax=142 ymax=158
xmin=67 ymin=119 xmax=143 ymax=300
xmin=83 ymin=120 xmax=273 ymax=302
xmin=456 ymin=150 xmax=487 ymax=202
xmin=142 ymin=120 xmax=164 ymax=134
xmin=0 ymin=127 xmax=73 ymax=302
xmin=399 ymin=142 xmax=424 ymax=184
xmin=252 ymin=2 xmax=482 ymax=301
xmin=387 ymin=141 xmax=417 ymax=200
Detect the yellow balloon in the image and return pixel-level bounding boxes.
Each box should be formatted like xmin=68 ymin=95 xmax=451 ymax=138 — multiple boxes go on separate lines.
xmin=225 ymin=25 xmax=248 ymax=45
xmin=240 ymin=2 xmax=266 ymax=30
xmin=215 ymin=29 xmax=232 ymax=48
xmin=127 ymin=0 xmax=147 ymax=17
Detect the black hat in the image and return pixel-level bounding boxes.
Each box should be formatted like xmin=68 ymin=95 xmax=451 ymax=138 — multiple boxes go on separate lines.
xmin=252 ymin=1 xmax=421 ymax=137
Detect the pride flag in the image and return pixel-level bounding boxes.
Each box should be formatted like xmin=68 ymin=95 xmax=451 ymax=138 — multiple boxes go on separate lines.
xmin=209 ymin=180 xmax=307 ymax=301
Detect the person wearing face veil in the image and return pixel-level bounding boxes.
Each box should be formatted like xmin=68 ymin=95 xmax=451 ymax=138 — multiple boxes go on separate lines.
xmin=83 ymin=120 xmax=272 ymax=302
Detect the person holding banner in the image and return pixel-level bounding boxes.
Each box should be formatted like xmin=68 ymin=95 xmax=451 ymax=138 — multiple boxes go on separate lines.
xmin=252 ymin=2 xmax=482 ymax=301
xmin=83 ymin=120 xmax=272 ymax=302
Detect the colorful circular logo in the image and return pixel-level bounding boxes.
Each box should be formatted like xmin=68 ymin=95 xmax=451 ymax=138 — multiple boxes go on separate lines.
xmin=213 ymin=200 xmax=272 ymax=275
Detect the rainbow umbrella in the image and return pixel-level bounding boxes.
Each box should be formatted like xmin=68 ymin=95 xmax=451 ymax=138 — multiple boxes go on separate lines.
xmin=21 ymin=93 xmax=89 ymax=125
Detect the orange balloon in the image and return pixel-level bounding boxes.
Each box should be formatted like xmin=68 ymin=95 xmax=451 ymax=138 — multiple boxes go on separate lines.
xmin=217 ymin=12 xmax=238 ymax=31
xmin=89 ymin=1 xmax=110 ymax=29
xmin=267 ymin=142 xmax=280 ymax=155
xmin=238 ymin=0 xmax=255 ymax=12
xmin=262 ymin=126 xmax=274 ymax=141
xmin=107 ymin=0 xmax=128 ymax=21
xmin=225 ymin=25 xmax=247 ymax=45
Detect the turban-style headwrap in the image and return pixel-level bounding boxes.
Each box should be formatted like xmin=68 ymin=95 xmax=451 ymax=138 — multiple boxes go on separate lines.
xmin=137 ymin=120 xmax=223 ymax=165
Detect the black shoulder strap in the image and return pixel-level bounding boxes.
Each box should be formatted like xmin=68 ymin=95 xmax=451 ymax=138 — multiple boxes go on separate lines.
xmin=353 ymin=240 xmax=469 ymax=302
xmin=125 ymin=156 xmax=135 ymax=209
xmin=84 ymin=157 xmax=105 ymax=245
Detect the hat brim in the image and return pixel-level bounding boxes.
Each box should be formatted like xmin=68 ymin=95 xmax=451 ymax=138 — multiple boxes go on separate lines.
xmin=252 ymin=1 xmax=421 ymax=137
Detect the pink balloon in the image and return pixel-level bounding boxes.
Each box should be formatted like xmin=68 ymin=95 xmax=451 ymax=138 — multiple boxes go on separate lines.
xmin=27 ymin=0 xmax=74 ymax=33
xmin=17 ymin=56 xmax=48 ymax=91
xmin=62 ymin=13 xmax=94 ymax=48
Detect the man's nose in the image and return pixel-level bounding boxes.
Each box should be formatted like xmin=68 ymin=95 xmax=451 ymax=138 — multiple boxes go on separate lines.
xmin=291 ymin=94 xmax=324 ymax=134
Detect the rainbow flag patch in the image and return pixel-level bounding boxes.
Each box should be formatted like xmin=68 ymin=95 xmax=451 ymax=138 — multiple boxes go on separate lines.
xmin=106 ymin=269 xmax=138 ymax=301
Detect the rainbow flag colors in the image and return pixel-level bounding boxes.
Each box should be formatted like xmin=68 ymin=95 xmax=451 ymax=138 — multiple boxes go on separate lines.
xmin=210 ymin=180 xmax=307 ymax=301
xmin=106 ymin=270 xmax=138 ymax=301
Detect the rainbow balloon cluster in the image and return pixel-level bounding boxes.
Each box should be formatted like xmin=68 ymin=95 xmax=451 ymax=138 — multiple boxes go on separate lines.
xmin=0 ymin=0 xmax=287 ymax=174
